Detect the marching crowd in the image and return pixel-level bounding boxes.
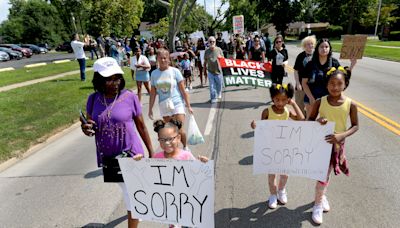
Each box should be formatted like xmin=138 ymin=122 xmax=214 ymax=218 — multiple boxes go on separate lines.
xmin=77 ymin=31 xmax=359 ymax=227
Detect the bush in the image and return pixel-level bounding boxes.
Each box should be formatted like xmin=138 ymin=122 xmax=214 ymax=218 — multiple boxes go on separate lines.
xmin=389 ymin=31 xmax=400 ymax=41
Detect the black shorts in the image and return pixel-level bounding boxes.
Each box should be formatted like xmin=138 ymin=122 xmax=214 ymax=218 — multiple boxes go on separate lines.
xmin=183 ymin=70 xmax=192 ymax=78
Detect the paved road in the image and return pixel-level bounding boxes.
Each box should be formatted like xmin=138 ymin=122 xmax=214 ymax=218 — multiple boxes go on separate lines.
xmin=0 ymin=44 xmax=399 ymax=227
xmin=0 ymin=52 xmax=82 ymax=69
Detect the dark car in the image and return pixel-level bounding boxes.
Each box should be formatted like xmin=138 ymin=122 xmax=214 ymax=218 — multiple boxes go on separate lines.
xmin=21 ymin=44 xmax=47 ymax=54
xmin=0 ymin=44 xmax=33 ymax=58
xmin=55 ymin=41 xmax=73 ymax=53
xmin=0 ymin=47 xmax=23 ymax=60
xmin=38 ymin=43 xmax=51 ymax=51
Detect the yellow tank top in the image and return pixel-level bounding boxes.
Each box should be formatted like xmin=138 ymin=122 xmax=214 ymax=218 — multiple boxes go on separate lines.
xmin=268 ymin=106 xmax=290 ymax=120
xmin=319 ymin=96 xmax=351 ymax=133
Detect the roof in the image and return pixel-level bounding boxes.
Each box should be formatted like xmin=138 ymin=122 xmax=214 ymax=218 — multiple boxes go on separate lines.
xmin=288 ymin=22 xmax=330 ymax=29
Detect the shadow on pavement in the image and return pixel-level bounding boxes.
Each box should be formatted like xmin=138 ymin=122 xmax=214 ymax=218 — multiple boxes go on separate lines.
xmin=215 ymin=201 xmax=315 ymax=228
xmin=241 ymin=131 xmax=254 ymax=139
xmin=84 ymin=169 xmax=102 ymax=179
xmin=82 ymin=214 xmax=127 ymax=228
xmin=190 ymin=101 xmax=265 ymax=110
xmin=238 ymin=155 xmax=253 ymax=165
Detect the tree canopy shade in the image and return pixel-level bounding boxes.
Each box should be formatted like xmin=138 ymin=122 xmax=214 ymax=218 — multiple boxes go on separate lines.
xmin=0 ymin=0 xmax=68 ymax=45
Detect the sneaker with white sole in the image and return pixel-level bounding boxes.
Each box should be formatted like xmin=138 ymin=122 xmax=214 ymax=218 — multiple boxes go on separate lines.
xmin=312 ymin=204 xmax=324 ymax=224
xmin=322 ymin=195 xmax=330 ymax=212
xmin=277 ymin=189 xmax=288 ymax=204
xmin=268 ymin=195 xmax=278 ymax=209
xmin=217 ymin=94 xmax=222 ymax=99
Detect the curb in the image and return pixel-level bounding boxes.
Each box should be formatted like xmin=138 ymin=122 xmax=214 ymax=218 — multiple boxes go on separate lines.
xmin=0 ymin=122 xmax=81 ymax=172
xmin=53 ymin=59 xmax=71 ymax=64
xmin=0 ymin=67 xmax=15 ymax=72
xmin=25 ymin=62 xmax=47 ymax=68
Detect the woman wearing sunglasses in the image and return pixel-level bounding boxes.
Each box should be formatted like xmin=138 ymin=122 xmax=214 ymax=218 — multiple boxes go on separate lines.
xmin=268 ymin=35 xmax=288 ymax=84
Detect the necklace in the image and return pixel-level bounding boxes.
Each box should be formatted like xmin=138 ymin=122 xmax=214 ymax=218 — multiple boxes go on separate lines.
xmin=102 ymin=93 xmax=119 ymax=118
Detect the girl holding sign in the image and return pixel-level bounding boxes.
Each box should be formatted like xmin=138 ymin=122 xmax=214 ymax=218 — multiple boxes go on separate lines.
xmin=135 ymin=118 xmax=208 ymax=228
xmin=308 ymin=67 xmax=359 ymax=224
xmin=251 ymin=83 xmax=305 ymax=209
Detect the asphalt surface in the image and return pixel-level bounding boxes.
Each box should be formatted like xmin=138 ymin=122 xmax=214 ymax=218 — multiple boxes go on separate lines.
xmin=0 ymin=51 xmax=78 ymax=69
xmin=0 ymin=44 xmax=399 ymax=227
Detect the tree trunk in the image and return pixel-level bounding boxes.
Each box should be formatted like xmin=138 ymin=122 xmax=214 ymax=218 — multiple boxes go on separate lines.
xmin=347 ymin=0 xmax=356 ymax=34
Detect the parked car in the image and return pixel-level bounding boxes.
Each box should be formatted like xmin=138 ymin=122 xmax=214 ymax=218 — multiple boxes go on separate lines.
xmin=55 ymin=41 xmax=73 ymax=52
xmin=21 ymin=44 xmax=47 ymax=54
xmin=38 ymin=43 xmax=51 ymax=51
xmin=0 ymin=51 xmax=10 ymax=61
xmin=0 ymin=47 xmax=23 ymax=60
xmin=0 ymin=44 xmax=33 ymax=58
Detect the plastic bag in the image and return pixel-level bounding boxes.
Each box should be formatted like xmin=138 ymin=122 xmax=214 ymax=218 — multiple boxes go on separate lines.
xmin=187 ymin=114 xmax=205 ymax=145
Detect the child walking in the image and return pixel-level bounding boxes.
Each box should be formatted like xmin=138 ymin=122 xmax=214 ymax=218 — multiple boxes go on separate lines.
xmin=135 ymin=118 xmax=208 ymax=228
xmin=180 ymin=53 xmax=193 ymax=91
xmin=308 ymin=67 xmax=359 ymax=224
xmin=251 ymin=83 xmax=305 ymax=209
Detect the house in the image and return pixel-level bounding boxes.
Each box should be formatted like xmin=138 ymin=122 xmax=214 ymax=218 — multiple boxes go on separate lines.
xmin=287 ymin=22 xmax=330 ymax=36
xmin=260 ymin=24 xmax=277 ymax=37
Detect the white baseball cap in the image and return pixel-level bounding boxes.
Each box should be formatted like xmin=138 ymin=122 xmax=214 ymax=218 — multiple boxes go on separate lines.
xmin=93 ymin=57 xmax=124 ymax=77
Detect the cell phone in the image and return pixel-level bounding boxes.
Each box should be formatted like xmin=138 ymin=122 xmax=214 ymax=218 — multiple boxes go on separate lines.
xmin=79 ymin=110 xmax=88 ymax=124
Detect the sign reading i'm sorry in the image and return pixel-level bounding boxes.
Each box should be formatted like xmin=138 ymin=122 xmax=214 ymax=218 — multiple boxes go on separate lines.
xmin=218 ymin=57 xmax=272 ymax=88
xmin=118 ymin=158 xmax=215 ymax=228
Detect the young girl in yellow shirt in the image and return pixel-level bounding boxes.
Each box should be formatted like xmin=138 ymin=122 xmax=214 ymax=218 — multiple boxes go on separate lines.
xmin=308 ymin=67 xmax=359 ymax=224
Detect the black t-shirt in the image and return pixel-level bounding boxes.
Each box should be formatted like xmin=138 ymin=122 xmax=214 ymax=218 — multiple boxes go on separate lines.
xmin=304 ymin=57 xmax=340 ymax=93
xmin=250 ymin=46 xmax=265 ymax=61
xmin=294 ymin=51 xmax=313 ymax=80
xmin=269 ymin=48 xmax=288 ymax=76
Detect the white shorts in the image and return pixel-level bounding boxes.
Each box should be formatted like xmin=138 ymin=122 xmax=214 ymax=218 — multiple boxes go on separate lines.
xmin=118 ymin=183 xmax=132 ymax=212
xmin=159 ymin=101 xmax=186 ymax=117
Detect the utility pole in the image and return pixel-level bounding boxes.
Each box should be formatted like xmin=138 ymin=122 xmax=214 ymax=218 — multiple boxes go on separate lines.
xmin=374 ymin=0 xmax=382 ymax=37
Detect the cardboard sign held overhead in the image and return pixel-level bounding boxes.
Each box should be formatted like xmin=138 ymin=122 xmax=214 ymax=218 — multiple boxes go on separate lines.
xmin=340 ymin=35 xmax=367 ymax=59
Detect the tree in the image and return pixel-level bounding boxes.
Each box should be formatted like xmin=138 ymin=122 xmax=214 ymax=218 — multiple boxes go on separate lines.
xmin=0 ymin=0 xmax=68 ymax=45
xmin=142 ymin=0 xmax=168 ymax=23
xmin=156 ymin=0 xmax=197 ymax=51
xmin=180 ymin=4 xmax=213 ymax=34
xmin=150 ymin=17 xmax=169 ymax=38
xmin=84 ymin=0 xmax=144 ymax=37
xmin=225 ymin=0 xmax=259 ymax=32
xmin=361 ymin=2 xmax=399 ymax=29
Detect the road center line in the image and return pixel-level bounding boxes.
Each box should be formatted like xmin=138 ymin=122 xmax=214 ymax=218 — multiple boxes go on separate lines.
xmin=204 ymin=103 xmax=217 ymax=136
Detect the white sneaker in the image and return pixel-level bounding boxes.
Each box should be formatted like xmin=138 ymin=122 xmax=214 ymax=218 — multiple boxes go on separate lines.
xmin=211 ymin=99 xmax=217 ymax=103
xmin=189 ymin=85 xmax=193 ymax=90
xmin=183 ymin=146 xmax=191 ymax=152
xmin=322 ymin=195 xmax=330 ymax=212
xmin=185 ymin=87 xmax=189 ymax=92
xmin=268 ymin=195 xmax=278 ymax=209
xmin=312 ymin=204 xmax=324 ymax=224
xmin=217 ymin=94 xmax=222 ymax=99
xmin=277 ymin=189 xmax=288 ymax=204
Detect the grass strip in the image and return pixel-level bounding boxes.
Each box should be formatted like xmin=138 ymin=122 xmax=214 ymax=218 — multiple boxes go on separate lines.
xmin=0 ymin=60 xmax=95 ymax=87
xmin=331 ymin=43 xmax=400 ymax=62
xmin=0 ymin=67 xmax=136 ymax=162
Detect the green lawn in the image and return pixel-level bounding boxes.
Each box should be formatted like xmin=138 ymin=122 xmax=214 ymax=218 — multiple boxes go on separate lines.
xmin=331 ymin=43 xmax=400 ymax=62
xmin=0 ymin=60 xmax=95 ymax=87
xmin=0 ymin=67 xmax=136 ymax=162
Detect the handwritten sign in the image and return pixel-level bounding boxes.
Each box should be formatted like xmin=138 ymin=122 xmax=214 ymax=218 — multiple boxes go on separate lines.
xmin=118 ymin=158 xmax=215 ymax=228
xmin=218 ymin=57 xmax=272 ymax=87
xmin=253 ymin=120 xmax=335 ymax=182
xmin=233 ymin=15 xmax=244 ymax=34
xmin=340 ymin=35 xmax=367 ymax=59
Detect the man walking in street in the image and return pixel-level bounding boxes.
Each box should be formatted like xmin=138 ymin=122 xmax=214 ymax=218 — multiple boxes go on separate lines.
xmin=71 ymin=33 xmax=88 ymax=81
xmin=204 ymin=36 xmax=224 ymax=103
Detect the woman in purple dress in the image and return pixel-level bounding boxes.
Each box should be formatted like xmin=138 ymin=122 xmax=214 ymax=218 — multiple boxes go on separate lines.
xmin=81 ymin=57 xmax=154 ymax=228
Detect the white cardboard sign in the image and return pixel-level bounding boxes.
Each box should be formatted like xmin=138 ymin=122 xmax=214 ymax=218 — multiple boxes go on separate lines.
xmin=118 ymin=158 xmax=215 ymax=228
xmin=253 ymin=120 xmax=335 ymax=182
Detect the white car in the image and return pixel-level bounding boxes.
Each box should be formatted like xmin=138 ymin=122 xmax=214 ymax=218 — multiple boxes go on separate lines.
xmin=0 ymin=51 xmax=10 ymax=61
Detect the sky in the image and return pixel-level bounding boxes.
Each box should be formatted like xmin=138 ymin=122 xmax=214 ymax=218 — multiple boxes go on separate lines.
xmin=0 ymin=0 xmax=228 ymax=24
xmin=0 ymin=0 xmax=11 ymax=23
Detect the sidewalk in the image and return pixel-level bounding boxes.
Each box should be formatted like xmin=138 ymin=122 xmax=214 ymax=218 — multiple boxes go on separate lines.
xmin=0 ymin=67 xmax=93 ymax=92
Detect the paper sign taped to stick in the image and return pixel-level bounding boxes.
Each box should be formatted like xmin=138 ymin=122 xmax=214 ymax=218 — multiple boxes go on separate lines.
xmin=233 ymin=15 xmax=244 ymax=34
xmin=253 ymin=120 xmax=335 ymax=182
xmin=118 ymin=158 xmax=215 ymax=228
xmin=340 ymin=35 xmax=367 ymax=59
xmin=218 ymin=57 xmax=272 ymax=88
